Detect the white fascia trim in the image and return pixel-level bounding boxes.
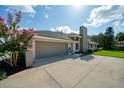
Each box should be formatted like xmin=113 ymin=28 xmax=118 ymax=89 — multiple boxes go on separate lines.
xmin=33 ymin=36 xmax=79 ymax=43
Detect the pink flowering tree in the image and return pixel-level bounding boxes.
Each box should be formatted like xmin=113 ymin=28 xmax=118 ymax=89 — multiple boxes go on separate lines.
xmin=0 ymin=11 xmax=33 ymax=67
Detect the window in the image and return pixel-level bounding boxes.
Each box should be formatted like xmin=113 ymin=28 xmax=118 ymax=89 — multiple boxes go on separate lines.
xmin=76 ymin=37 xmax=79 ymax=41
xmin=91 ymin=44 xmax=93 ymax=48
xmin=76 ymin=43 xmax=79 ymax=50
xmin=95 ymin=44 xmax=97 ymax=47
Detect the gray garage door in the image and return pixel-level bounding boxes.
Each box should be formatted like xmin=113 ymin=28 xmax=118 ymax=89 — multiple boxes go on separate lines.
xmin=35 ymin=41 xmax=68 ymax=59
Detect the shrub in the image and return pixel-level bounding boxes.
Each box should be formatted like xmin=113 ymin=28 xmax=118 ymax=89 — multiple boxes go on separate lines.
xmin=0 ymin=71 xmax=7 ymax=80
xmin=0 ymin=11 xmax=33 ymax=67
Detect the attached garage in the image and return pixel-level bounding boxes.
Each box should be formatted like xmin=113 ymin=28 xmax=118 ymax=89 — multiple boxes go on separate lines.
xmin=25 ymin=35 xmax=79 ymax=67
xmin=35 ymin=41 xmax=68 ymax=59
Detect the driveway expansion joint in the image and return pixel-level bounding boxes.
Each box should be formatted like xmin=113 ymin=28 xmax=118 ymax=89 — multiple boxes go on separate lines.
xmin=72 ymin=60 xmax=102 ymax=88
xmin=43 ymin=68 xmax=63 ymax=88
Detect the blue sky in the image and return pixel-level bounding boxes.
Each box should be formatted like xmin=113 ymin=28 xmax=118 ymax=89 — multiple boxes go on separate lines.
xmin=0 ymin=5 xmax=124 ymax=35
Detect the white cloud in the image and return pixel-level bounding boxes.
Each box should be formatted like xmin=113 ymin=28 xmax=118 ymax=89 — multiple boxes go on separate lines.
xmin=44 ymin=14 xmax=48 ymax=19
xmin=43 ymin=12 xmax=49 ymax=19
xmin=50 ymin=26 xmax=78 ymax=34
xmin=50 ymin=27 xmax=56 ymax=31
xmin=42 ymin=6 xmax=51 ymax=19
xmin=113 ymin=21 xmax=124 ymax=30
xmin=44 ymin=5 xmax=52 ymax=10
xmin=7 ymin=5 xmax=36 ymax=17
xmin=84 ymin=5 xmax=124 ymax=27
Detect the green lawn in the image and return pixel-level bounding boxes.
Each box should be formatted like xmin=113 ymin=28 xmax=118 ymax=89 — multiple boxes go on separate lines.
xmin=0 ymin=53 xmax=4 ymax=56
xmin=93 ymin=50 xmax=124 ymax=58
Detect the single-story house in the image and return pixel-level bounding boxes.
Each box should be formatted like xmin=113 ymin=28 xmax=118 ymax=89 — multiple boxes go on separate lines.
xmin=115 ymin=41 xmax=124 ymax=48
xmin=88 ymin=39 xmax=99 ymax=51
xmin=26 ymin=26 xmax=98 ymax=67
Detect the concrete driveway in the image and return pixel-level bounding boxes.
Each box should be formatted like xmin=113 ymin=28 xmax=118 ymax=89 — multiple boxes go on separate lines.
xmin=0 ymin=55 xmax=124 ymax=88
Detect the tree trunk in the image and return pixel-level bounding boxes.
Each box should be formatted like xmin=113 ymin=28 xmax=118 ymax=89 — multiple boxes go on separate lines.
xmin=5 ymin=51 xmax=19 ymax=67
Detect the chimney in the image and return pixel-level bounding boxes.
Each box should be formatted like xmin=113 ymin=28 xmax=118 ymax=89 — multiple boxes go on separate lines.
xmin=79 ymin=26 xmax=88 ymax=52
xmin=60 ymin=30 xmax=63 ymax=33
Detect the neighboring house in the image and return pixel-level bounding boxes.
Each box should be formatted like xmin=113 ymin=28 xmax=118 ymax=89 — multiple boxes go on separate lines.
xmin=26 ymin=26 xmax=98 ymax=67
xmin=88 ymin=39 xmax=99 ymax=51
xmin=115 ymin=41 xmax=124 ymax=48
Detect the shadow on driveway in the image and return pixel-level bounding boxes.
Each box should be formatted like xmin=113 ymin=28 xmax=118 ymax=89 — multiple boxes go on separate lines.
xmin=80 ymin=55 xmax=94 ymax=62
xmin=33 ymin=54 xmax=95 ymax=67
xmin=33 ymin=55 xmax=77 ymax=67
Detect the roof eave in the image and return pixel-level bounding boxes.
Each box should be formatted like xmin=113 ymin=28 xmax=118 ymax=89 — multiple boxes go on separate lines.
xmin=33 ymin=36 xmax=79 ymax=43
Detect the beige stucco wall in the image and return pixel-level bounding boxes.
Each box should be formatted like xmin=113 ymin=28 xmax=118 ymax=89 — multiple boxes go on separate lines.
xmin=25 ymin=50 xmax=33 ymax=67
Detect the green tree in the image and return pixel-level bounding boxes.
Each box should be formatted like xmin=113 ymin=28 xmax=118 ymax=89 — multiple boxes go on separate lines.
xmin=103 ymin=27 xmax=114 ymax=50
xmin=90 ymin=33 xmax=105 ymax=47
xmin=90 ymin=35 xmax=98 ymax=42
xmin=116 ymin=32 xmax=124 ymax=41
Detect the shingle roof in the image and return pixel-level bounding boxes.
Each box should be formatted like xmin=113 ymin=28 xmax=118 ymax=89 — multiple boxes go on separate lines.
xmin=34 ymin=30 xmax=71 ymax=40
xmin=88 ymin=39 xmax=99 ymax=45
xmin=68 ymin=33 xmax=82 ymax=38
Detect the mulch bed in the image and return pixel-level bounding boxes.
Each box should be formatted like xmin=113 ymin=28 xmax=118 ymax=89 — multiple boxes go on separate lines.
xmin=0 ymin=61 xmax=26 ymax=76
xmin=0 ymin=52 xmax=28 ymax=76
